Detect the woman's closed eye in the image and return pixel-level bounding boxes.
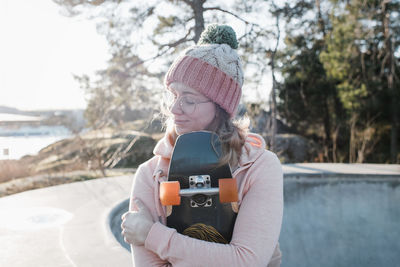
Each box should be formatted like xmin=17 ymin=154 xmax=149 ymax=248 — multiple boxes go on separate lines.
xmin=182 ymin=96 xmax=196 ymax=105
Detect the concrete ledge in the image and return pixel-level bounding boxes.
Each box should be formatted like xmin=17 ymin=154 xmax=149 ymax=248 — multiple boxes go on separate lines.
xmin=0 ymin=164 xmax=399 ymax=267
xmin=284 ymin=163 xmax=400 ymax=176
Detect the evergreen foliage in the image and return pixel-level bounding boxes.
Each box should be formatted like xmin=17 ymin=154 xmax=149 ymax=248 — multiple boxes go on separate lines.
xmin=54 ymin=0 xmax=400 ymax=163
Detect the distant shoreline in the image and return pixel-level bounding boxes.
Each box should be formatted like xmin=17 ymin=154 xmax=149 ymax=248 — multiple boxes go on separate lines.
xmin=0 ymin=134 xmax=71 ymax=160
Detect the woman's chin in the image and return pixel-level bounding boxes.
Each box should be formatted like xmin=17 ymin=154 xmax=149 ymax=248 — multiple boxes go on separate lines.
xmin=175 ymin=125 xmax=196 ymax=135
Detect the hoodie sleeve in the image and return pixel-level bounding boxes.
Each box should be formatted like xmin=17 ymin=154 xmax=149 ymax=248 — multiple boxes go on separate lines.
xmin=144 ymin=151 xmax=284 ymax=267
xmin=129 ymin=161 xmax=171 ymax=267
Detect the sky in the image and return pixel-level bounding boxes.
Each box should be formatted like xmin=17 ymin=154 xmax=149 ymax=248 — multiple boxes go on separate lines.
xmin=0 ymin=0 xmax=109 ymax=111
xmin=0 ymin=0 xmax=277 ymax=112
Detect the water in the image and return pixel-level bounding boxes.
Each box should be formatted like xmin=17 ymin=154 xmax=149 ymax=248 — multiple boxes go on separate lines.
xmin=109 ymin=177 xmax=400 ymax=266
xmin=0 ymin=126 xmax=71 ymax=160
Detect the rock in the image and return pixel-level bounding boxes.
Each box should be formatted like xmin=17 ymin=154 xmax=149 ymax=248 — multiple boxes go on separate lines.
xmin=124 ymin=118 xmax=164 ymax=134
xmin=264 ymin=133 xmax=320 ymax=163
xmin=242 ymin=103 xmax=294 ymax=134
xmin=30 ymin=129 xmax=158 ymax=174
xmin=252 ymin=110 xmax=293 ymax=134
xmin=113 ymin=134 xmax=157 ymax=168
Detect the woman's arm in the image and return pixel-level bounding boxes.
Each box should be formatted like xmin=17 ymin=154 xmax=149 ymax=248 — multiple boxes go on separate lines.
xmin=144 ymin=152 xmax=284 ymax=267
xmin=131 ymin=245 xmax=171 ymax=267
xmin=129 ymin=162 xmax=171 ymax=267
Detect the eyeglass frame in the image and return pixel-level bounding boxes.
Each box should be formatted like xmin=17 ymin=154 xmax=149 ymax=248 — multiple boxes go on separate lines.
xmin=167 ymin=93 xmax=212 ymax=115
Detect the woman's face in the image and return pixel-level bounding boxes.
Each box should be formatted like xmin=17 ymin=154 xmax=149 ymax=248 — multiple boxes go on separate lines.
xmin=168 ymin=82 xmax=217 ymax=135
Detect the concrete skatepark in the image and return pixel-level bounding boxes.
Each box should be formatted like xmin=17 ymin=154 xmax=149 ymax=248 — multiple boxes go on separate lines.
xmin=0 ymin=163 xmax=399 ymax=267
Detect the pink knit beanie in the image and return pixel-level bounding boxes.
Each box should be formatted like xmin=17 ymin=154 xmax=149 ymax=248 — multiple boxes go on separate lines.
xmin=164 ymin=24 xmax=244 ymax=117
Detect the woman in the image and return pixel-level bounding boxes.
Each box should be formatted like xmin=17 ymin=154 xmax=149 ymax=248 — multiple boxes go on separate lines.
xmin=121 ymin=24 xmax=283 ymax=267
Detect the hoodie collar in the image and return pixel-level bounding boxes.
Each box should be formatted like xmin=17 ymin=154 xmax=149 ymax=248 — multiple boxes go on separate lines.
xmin=153 ymin=134 xmax=174 ymax=160
xmin=238 ymin=133 xmax=266 ymax=166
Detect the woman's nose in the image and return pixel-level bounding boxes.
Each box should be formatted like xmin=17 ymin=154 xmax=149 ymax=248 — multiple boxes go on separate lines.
xmin=170 ymin=99 xmax=183 ymax=115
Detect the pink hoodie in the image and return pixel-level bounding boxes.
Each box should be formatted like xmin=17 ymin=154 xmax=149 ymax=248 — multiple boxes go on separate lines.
xmin=129 ymin=132 xmax=283 ymax=267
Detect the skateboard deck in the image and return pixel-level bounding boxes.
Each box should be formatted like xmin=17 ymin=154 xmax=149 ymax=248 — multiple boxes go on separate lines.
xmin=161 ymin=131 xmax=238 ymax=243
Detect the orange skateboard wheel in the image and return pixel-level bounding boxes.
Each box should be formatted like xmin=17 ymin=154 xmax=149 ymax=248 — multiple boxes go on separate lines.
xmin=160 ymin=181 xmax=181 ymax=206
xmin=219 ymin=178 xmax=238 ymax=203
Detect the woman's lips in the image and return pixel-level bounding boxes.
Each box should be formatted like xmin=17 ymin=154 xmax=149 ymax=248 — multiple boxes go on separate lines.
xmin=174 ymin=119 xmax=188 ymax=125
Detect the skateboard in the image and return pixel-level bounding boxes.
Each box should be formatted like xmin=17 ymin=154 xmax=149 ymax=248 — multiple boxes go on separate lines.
xmin=160 ymin=131 xmax=238 ymax=243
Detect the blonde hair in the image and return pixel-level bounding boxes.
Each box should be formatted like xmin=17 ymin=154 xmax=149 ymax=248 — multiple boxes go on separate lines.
xmin=163 ymin=104 xmax=249 ymax=169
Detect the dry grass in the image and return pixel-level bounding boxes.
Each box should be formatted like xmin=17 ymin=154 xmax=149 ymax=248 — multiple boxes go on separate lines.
xmin=0 ymin=168 xmax=135 ymax=198
xmin=0 ymin=159 xmax=33 ymax=183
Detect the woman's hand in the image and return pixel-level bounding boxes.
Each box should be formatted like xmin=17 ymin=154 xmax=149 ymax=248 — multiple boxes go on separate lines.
xmin=121 ymin=198 xmax=154 ymax=246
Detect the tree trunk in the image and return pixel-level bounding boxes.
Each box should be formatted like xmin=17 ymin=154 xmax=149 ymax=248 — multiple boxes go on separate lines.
xmin=315 ymin=0 xmax=326 ymax=36
xmin=323 ymin=98 xmax=332 ymax=162
xmin=192 ymin=0 xmax=205 ymax=43
xmin=332 ymin=125 xmax=339 ymax=162
xmin=316 ymin=0 xmax=332 ymax=162
xmin=268 ymin=3 xmax=281 ymax=152
xmin=382 ymin=1 xmax=398 ymax=163
xmin=391 ymin=95 xmax=398 ymax=163
xmin=349 ymin=114 xmax=357 ymax=163
xmin=270 ymin=72 xmax=277 ymax=152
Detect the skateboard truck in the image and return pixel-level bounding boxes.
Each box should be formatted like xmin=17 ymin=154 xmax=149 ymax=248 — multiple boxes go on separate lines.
xmin=160 ymin=177 xmax=238 ymax=207
xmin=188 ymin=175 xmax=213 ymax=207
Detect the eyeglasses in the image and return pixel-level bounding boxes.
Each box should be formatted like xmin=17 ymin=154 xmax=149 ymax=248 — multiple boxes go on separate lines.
xmin=165 ymin=92 xmax=212 ymax=115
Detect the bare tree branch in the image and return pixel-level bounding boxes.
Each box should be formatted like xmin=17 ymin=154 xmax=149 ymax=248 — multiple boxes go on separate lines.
xmin=203 ymin=6 xmax=254 ymax=25
xmin=104 ymin=135 xmax=140 ymax=168
xmin=159 ymin=27 xmax=195 ymax=49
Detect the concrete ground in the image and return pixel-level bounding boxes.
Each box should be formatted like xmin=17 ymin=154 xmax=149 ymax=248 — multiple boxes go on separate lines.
xmin=0 ymin=176 xmax=133 ymax=267
xmin=0 ymin=163 xmax=399 ymax=267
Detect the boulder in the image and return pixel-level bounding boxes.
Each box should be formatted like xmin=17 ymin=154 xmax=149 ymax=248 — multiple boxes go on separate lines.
xmin=30 ymin=129 xmax=157 ymax=173
xmin=264 ymin=133 xmax=320 ymax=163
